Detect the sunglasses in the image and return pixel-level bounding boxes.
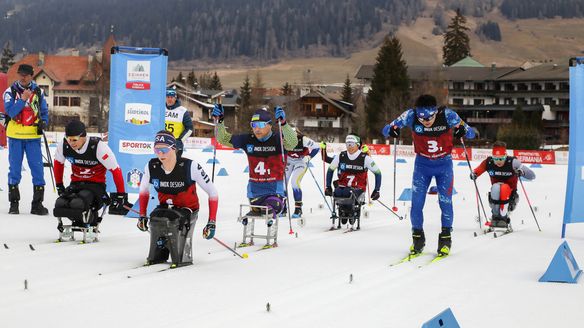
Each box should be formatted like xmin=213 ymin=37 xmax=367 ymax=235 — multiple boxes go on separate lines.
xmin=250 ymin=121 xmax=271 ymax=129
xmin=492 ymin=155 xmax=507 ymax=161
xmin=417 ymin=114 xmax=436 ymax=123
xmin=154 ymin=147 xmax=175 ymax=155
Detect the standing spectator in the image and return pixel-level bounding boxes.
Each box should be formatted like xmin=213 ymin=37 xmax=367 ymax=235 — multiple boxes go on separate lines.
xmin=164 ymin=88 xmax=193 ymax=158
xmin=2 ymin=64 xmax=49 ymax=215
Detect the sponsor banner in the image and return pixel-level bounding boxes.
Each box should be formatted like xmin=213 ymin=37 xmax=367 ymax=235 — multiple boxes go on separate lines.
xmin=451 ymin=147 xmax=470 ymax=161
xmin=513 ymin=150 xmax=556 ymax=164
xmin=366 ymin=144 xmax=390 ymax=155
xmin=396 ymin=145 xmax=415 ymax=158
xmin=472 ymin=148 xmax=492 ymax=162
xmin=210 ymin=137 xmax=235 ymax=150
xmin=126 ymin=60 xmax=151 ymax=90
xmin=555 ymin=151 xmax=569 ymax=165
xmin=119 ymin=139 xmax=154 ymax=155
xmin=563 ymin=60 xmax=584 ymax=231
xmin=107 ymin=47 xmax=167 ymax=193
xmin=124 ymin=103 xmax=152 ymax=125
xmin=184 ymin=137 xmax=213 ymax=149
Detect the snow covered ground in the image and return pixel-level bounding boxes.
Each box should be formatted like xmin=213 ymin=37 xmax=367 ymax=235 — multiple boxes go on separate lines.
xmin=1 ymin=146 xmax=583 ymax=327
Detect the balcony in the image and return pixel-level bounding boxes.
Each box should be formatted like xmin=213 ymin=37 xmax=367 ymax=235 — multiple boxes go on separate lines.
xmin=466 ymin=117 xmax=512 ymax=124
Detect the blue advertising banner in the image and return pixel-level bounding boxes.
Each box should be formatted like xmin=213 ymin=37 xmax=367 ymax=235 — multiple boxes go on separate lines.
xmin=562 ymin=57 xmax=584 ymax=238
xmin=106 ymin=46 xmax=168 ymax=195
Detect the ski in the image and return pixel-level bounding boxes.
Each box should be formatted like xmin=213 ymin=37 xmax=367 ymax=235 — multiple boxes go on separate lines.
xmin=418 ymin=254 xmax=449 ymax=268
xmin=256 ymin=243 xmax=278 ymax=251
xmin=390 ymin=252 xmax=425 ymax=267
xmin=343 ymin=227 xmax=360 ymax=233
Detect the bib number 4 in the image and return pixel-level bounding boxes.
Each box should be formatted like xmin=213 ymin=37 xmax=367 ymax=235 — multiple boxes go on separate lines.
xmin=254 ymin=161 xmax=271 ymax=175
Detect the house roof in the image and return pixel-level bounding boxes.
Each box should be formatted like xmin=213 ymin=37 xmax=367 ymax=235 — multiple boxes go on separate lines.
xmin=356 ymin=64 xmax=522 ymax=82
xmin=302 ymin=90 xmax=356 ymax=117
xmin=8 ymin=53 xmax=100 ymax=91
xmin=451 ymin=56 xmax=485 ymax=67
xmin=498 ymin=63 xmax=568 ymax=81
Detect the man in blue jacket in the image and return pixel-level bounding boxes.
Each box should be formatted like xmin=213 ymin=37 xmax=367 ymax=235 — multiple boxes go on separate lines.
xmin=2 ymin=64 xmax=49 ymax=215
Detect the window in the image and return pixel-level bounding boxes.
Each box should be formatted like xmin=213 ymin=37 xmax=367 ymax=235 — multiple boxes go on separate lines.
xmin=544 ymin=98 xmax=554 ymax=105
xmin=452 ymin=98 xmax=464 ymax=106
xmin=58 ymin=97 xmax=69 ymax=106
xmin=53 ymin=97 xmax=59 ymax=106
xmin=303 ymin=103 xmax=312 ymax=113
xmin=517 ymin=83 xmax=528 ymax=91
xmin=504 ymin=83 xmax=514 ymax=91
xmin=504 ymin=98 xmax=514 ymax=105
xmin=531 ymin=83 xmax=542 ymax=91
xmin=322 ymin=104 xmax=329 ymax=114
xmin=318 ymin=120 xmax=332 ymax=128
xmin=452 ymin=82 xmax=464 ymax=90
xmin=473 ymin=99 xmax=484 ymax=105
xmin=474 ymin=83 xmax=484 ymax=90
xmin=517 ymin=98 xmax=527 ymax=105
xmin=531 ymin=98 xmax=540 ymax=105
xmin=70 ymin=97 xmax=81 ymax=107
xmin=316 ymin=103 xmax=324 ymax=116
xmin=545 ymin=83 xmax=556 ymax=91
xmin=559 ymin=98 xmax=569 ymax=106
xmin=559 ymin=82 xmax=569 ymax=90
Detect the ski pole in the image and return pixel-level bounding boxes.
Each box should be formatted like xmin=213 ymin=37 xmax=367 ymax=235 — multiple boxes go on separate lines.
xmin=519 ymin=178 xmax=542 ymax=232
xmin=306 ymin=163 xmax=333 ymax=214
xmin=376 ymin=199 xmax=404 ymax=220
xmin=460 ymin=138 xmax=489 ymax=227
xmin=213 ymin=237 xmax=246 ymax=258
xmin=211 ymin=96 xmax=222 ymax=183
xmin=276 ymin=114 xmax=294 ymax=235
xmin=41 ymin=131 xmax=56 ymax=192
xmin=392 ymin=137 xmax=398 ymax=212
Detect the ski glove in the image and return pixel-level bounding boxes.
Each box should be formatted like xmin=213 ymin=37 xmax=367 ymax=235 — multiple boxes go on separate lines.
xmin=137 ymin=216 xmax=149 ymax=232
xmin=371 ymin=190 xmax=380 ymax=201
xmin=212 ymin=104 xmax=224 ymax=123
xmin=361 ymin=145 xmax=369 ymax=154
xmin=36 ymin=120 xmax=47 ymax=135
xmin=516 ymin=169 xmax=524 ymax=177
xmin=275 ymin=106 xmax=286 ymax=123
xmin=469 ymin=172 xmax=477 ymax=180
xmin=453 ymin=125 xmax=467 ymax=139
xmin=109 ymin=192 xmax=131 ymax=216
xmin=324 ymin=187 xmax=333 ymax=197
xmin=202 ymin=220 xmax=216 ymax=240
xmin=56 ymin=183 xmax=66 ymax=197
xmin=382 ymin=124 xmax=400 ymax=138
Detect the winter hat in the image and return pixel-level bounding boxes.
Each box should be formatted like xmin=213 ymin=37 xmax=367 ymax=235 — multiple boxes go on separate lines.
xmin=65 ymin=120 xmax=87 ymax=137
xmin=414 ymin=94 xmax=438 ymax=119
xmin=17 ymin=64 xmax=34 ymax=76
xmin=492 ymin=142 xmax=507 ymax=157
xmin=251 ymin=108 xmax=273 ymax=123
xmin=154 ymin=130 xmax=176 ymax=148
xmin=166 ymin=88 xmax=177 ymax=98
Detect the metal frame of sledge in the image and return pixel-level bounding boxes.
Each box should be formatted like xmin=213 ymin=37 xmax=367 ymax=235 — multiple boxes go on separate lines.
xmin=237 ymin=204 xmax=279 ymax=248
xmin=55 ymin=205 xmax=109 ymax=244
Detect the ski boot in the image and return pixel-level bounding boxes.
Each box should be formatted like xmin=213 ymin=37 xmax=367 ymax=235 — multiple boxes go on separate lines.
xmin=491 ymin=216 xmax=510 ymax=229
xmin=410 ymin=229 xmax=425 ymax=255
xmin=8 ymin=184 xmax=19 ymax=214
xmin=31 ymin=185 xmax=49 ymax=216
xmin=291 ymin=202 xmax=302 ymax=218
xmin=437 ymin=227 xmax=452 ymax=256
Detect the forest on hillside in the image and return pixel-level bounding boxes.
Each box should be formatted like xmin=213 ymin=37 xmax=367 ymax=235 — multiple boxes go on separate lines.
xmin=0 ymin=0 xmax=423 ymax=61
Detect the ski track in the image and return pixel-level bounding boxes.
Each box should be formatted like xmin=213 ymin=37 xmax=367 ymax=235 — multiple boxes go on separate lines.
xmin=1 ymin=147 xmax=583 ymax=327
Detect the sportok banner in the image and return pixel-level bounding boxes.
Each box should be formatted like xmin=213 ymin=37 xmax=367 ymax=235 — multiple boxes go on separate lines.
xmin=106 ymin=46 xmax=168 ymax=194
xmin=562 ymin=57 xmax=584 ymax=238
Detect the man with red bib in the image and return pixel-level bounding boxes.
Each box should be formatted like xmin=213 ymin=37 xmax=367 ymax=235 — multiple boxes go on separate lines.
xmin=53 ymin=120 xmax=128 ymax=228
xmin=470 ymin=141 xmax=535 ymax=228
xmin=382 ymin=94 xmax=475 ymax=257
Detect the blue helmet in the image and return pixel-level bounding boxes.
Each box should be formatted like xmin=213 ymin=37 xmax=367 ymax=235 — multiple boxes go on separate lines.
xmin=416 ymin=106 xmax=437 ymax=120
xmin=166 ymin=88 xmax=177 ymax=98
